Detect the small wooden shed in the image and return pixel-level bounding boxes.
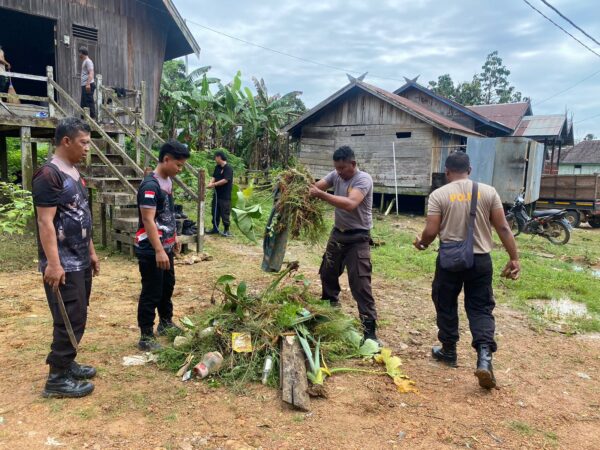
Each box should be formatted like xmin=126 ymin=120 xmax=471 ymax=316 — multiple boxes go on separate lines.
xmin=0 ymin=0 xmax=199 ymax=124
xmin=283 ymin=80 xmax=482 ymax=203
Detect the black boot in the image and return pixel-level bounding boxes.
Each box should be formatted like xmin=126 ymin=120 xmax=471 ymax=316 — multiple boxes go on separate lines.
xmin=474 ymin=345 xmax=496 ymax=389
xmin=43 ymin=366 xmax=94 ymax=398
xmin=361 ymin=317 xmax=382 ymax=347
xmin=157 ymin=319 xmax=183 ymax=336
xmin=68 ymin=361 xmax=97 ymax=380
xmin=138 ymin=329 xmax=162 ymax=351
xmin=432 ymin=343 xmax=457 ymax=367
xmin=205 ymin=228 xmax=220 ymax=235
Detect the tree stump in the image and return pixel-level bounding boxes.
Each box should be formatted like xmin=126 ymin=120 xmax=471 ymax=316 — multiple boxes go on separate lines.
xmin=280 ymin=334 xmax=310 ymax=411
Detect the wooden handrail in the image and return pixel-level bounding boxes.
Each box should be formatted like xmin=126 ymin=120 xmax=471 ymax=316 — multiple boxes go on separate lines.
xmin=3 ymin=71 xmax=47 ymax=82
xmin=102 ymin=89 xmax=199 ymax=178
xmin=100 ymin=104 xmax=198 ymax=201
xmin=49 ymin=98 xmax=137 ymax=195
xmin=0 ymin=93 xmax=49 ymax=103
xmin=50 ymin=79 xmax=144 ymax=177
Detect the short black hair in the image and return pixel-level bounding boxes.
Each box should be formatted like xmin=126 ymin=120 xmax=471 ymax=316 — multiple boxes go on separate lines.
xmin=445 ymin=151 xmax=470 ymax=173
xmin=332 ymin=146 xmax=355 ymax=162
xmin=214 ymin=150 xmax=227 ymax=161
xmin=159 ymin=140 xmax=190 ymax=162
xmin=55 ymin=117 xmax=91 ymax=145
xmin=78 ymin=47 xmax=89 ymax=56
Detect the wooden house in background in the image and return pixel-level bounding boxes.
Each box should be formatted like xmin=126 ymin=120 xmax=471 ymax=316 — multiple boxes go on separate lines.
xmin=0 ymin=0 xmax=199 ymax=124
xmin=559 ymin=140 xmax=600 ymax=175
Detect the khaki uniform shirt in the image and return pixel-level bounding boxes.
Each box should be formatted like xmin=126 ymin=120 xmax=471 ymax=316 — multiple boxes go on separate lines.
xmin=428 ymin=179 xmax=503 ymax=254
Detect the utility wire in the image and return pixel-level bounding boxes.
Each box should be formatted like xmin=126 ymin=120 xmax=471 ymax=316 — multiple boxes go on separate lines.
xmin=575 ymin=111 xmax=600 ymax=125
xmin=184 ymin=20 xmax=407 ymax=83
xmin=521 ymin=0 xmax=600 ymax=58
xmin=533 ymin=66 xmax=600 ymax=106
xmin=539 ymin=0 xmax=600 ymax=47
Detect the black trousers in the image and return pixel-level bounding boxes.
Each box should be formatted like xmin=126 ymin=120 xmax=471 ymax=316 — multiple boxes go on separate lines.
xmin=43 ymin=268 xmax=92 ymax=369
xmin=211 ymin=194 xmax=231 ymax=231
xmin=80 ymin=83 xmax=96 ymax=119
xmin=432 ymin=253 xmax=497 ymax=352
xmin=319 ymin=229 xmax=377 ymax=321
xmin=137 ymin=251 xmax=175 ymax=333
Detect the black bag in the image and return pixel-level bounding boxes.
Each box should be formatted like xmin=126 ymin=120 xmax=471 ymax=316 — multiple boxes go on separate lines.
xmin=439 ymin=182 xmax=478 ymax=272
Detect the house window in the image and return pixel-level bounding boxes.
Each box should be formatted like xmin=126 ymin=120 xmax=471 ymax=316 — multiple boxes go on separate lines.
xmin=574 ymin=164 xmax=582 ymax=174
xmin=396 ymin=132 xmax=412 ymax=139
xmin=351 ymin=133 xmax=365 ymax=137
xmin=72 ymin=24 xmax=98 ymax=41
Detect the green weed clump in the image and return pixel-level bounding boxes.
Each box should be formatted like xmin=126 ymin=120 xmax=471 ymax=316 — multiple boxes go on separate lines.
xmin=156 ymin=264 xmax=363 ymax=388
xmin=274 ymin=167 xmax=327 ymax=244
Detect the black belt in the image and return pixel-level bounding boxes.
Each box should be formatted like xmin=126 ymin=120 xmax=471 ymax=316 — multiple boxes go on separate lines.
xmin=334 ymin=227 xmax=369 ymax=235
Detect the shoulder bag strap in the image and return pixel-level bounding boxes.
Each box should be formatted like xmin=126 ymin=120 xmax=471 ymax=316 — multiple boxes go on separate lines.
xmin=467 ymin=181 xmax=479 ymax=237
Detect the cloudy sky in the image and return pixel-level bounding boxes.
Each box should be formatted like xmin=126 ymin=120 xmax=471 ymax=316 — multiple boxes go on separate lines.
xmin=173 ymin=0 xmax=600 ymax=140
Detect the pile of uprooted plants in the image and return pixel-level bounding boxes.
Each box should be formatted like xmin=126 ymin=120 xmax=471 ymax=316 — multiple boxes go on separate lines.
xmin=157 ymin=263 xmax=416 ymax=395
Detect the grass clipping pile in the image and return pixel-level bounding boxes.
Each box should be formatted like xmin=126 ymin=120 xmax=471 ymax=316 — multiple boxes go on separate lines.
xmin=157 ymin=263 xmax=416 ymax=397
xmin=274 ymin=167 xmax=326 ymax=244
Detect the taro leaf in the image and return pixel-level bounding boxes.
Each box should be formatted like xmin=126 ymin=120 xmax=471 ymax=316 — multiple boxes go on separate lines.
xmin=293 ymin=274 xmax=311 ymax=288
xmin=344 ymin=330 xmax=363 ymax=349
xmin=216 ymin=274 xmax=236 ymax=285
xmin=231 ymin=185 xmax=240 ymax=208
xmin=358 ymin=338 xmax=380 ymax=357
xmin=374 ymin=348 xmax=418 ymax=393
xmin=180 ymin=316 xmax=196 ymax=329
xmin=236 ymin=190 xmax=247 ymax=210
xmin=232 ymin=205 xmax=263 ymax=243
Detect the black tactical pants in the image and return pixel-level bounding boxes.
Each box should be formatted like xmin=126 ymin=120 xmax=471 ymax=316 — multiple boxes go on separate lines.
xmin=319 ymin=228 xmax=377 ymax=321
xmin=211 ymin=194 xmax=231 ymax=231
xmin=43 ymin=268 xmax=92 ymax=369
xmin=432 ymin=253 xmax=497 ymax=352
xmin=137 ymin=251 xmax=175 ymax=333
xmin=80 ymin=83 xmax=96 ymax=119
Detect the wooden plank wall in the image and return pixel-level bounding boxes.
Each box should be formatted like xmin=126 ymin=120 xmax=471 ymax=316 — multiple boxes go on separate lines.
xmin=400 ymin=86 xmax=476 ymax=131
xmin=540 ymin=174 xmax=600 ymax=200
xmin=0 ymin=0 xmax=168 ymax=124
xmin=298 ymin=91 xmax=436 ymax=195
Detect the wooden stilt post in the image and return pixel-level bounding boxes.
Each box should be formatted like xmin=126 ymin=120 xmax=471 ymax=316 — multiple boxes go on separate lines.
xmin=46 ymin=66 xmax=55 ymax=118
xmin=100 ymin=203 xmax=107 ymax=248
xmin=96 ymin=74 xmax=103 ymax=123
xmin=0 ymin=136 xmax=7 ymax=181
xmin=196 ymin=169 xmax=206 ymax=252
xmin=20 ymin=127 xmax=33 ymax=191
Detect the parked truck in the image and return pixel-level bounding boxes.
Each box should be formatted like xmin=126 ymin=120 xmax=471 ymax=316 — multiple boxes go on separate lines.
xmin=537 ymin=174 xmax=600 ymax=228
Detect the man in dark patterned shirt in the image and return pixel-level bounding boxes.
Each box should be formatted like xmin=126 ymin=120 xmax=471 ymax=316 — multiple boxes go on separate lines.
xmin=33 ymin=117 xmax=100 ymax=398
xmin=134 ymin=140 xmax=189 ymax=350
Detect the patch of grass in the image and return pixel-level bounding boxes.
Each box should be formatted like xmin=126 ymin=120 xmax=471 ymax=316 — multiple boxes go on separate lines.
xmin=0 ymin=232 xmax=38 ymax=272
xmin=74 ymin=407 xmax=96 ymax=420
xmin=164 ymin=412 xmax=178 ymax=422
xmin=292 ymin=414 xmax=305 ymax=423
xmin=509 ymin=420 xmax=534 ymax=435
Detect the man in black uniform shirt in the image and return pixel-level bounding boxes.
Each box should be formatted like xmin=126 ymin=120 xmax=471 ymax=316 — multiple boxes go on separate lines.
xmin=33 ymin=117 xmax=100 ymax=398
xmin=207 ymin=150 xmax=234 ymax=237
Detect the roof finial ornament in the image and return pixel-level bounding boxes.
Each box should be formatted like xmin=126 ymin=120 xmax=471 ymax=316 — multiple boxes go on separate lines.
xmin=347 ymin=72 xmax=368 ymax=83
xmin=403 ymin=75 xmax=420 ymax=84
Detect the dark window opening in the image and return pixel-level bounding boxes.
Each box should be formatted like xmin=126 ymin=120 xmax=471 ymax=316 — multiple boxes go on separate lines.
xmin=351 ymin=133 xmax=365 ymax=137
xmin=396 ymin=132 xmax=412 ymax=139
xmin=72 ymin=24 xmax=98 ymax=42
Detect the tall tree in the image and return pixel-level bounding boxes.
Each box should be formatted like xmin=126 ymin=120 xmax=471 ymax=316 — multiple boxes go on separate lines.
xmin=479 ymin=51 xmax=522 ymax=104
xmin=584 ymin=133 xmax=596 ymax=141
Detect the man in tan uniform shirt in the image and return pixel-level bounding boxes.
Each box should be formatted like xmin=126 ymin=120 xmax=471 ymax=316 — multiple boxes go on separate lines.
xmin=414 ymin=151 xmax=520 ymax=389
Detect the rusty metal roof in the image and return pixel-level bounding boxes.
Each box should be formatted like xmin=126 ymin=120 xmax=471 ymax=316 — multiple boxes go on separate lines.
xmin=512 ymin=114 xmax=567 ymax=138
xmin=283 ymin=80 xmax=482 ymax=137
xmin=467 ymin=102 xmax=532 ymax=130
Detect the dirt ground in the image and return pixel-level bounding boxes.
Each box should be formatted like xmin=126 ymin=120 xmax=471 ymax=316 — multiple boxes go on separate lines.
xmin=0 ymin=226 xmax=599 ymax=449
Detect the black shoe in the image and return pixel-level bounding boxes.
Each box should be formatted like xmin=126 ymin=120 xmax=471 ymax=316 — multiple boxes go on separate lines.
xmin=157 ymin=320 xmax=183 ymax=336
xmin=43 ymin=367 xmax=94 ymax=398
xmin=432 ymin=343 xmax=458 ymax=367
xmin=327 ymin=300 xmax=341 ymax=308
xmin=220 ymin=230 xmax=232 ymax=237
xmin=474 ymin=345 xmax=496 ymax=389
xmin=68 ymin=361 xmax=97 ymax=380
xmin=138 ymin=330 xmax=162 ymax=351
xmin=205 ymin=228 xmax=220 ymax=235
xmin=361 ymin=317 xmax=382 ymax=347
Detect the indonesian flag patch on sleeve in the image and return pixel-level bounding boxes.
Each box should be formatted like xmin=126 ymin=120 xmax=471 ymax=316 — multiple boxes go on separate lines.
xmin=144 ymin=190 xmax=156 ymax=199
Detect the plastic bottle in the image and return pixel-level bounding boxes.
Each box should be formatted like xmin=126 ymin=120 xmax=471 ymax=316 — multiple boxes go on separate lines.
xmin=261 ymin=355 xmax=273 ymax=385
xmin=193 ymin=352 xmax=223 ymax=378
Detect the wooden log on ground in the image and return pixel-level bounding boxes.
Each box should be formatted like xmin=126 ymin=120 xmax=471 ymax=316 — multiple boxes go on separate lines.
xmin=280 ymin=334 xmax=310 ymax=411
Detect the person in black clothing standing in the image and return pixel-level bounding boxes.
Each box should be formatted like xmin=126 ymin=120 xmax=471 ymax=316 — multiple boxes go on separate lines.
xmin=78 ymin=47 xmax=96 ymax=119
xmin=134 ymin=140 xmax=190 ymax=350
xmin=33 ymin=117 xmax=100 ymax=398
xmin=207 ymin=150 xmax=234 ymax=237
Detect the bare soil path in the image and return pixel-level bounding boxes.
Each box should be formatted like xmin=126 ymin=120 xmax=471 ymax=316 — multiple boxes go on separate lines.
xmin=0 ymin=231 xmax=599 ymax=449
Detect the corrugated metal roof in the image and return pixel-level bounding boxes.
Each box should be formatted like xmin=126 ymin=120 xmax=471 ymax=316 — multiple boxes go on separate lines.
xmin=283 ymin=80 xmax=482 ymax=137
xmin=467 ymin=102 xmax=531 ymax=130
xmin=562 ymin=140 xmax=600 ymax=164
xmin=513 ymin=114 xmax=567 ymax=138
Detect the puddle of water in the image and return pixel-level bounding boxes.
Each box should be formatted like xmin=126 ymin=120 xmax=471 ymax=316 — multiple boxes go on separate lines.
xmin=533 ymin=297 xmax=589 ymax=319
xmin=592 ymin=270 xmax=600 ymax=279
xmin=572 ymin=265 xmax=584 ymax=273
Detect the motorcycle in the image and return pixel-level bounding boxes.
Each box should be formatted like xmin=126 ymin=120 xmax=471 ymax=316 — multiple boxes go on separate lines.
xmin=505 ymin=194 xmax=572 ymax=245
